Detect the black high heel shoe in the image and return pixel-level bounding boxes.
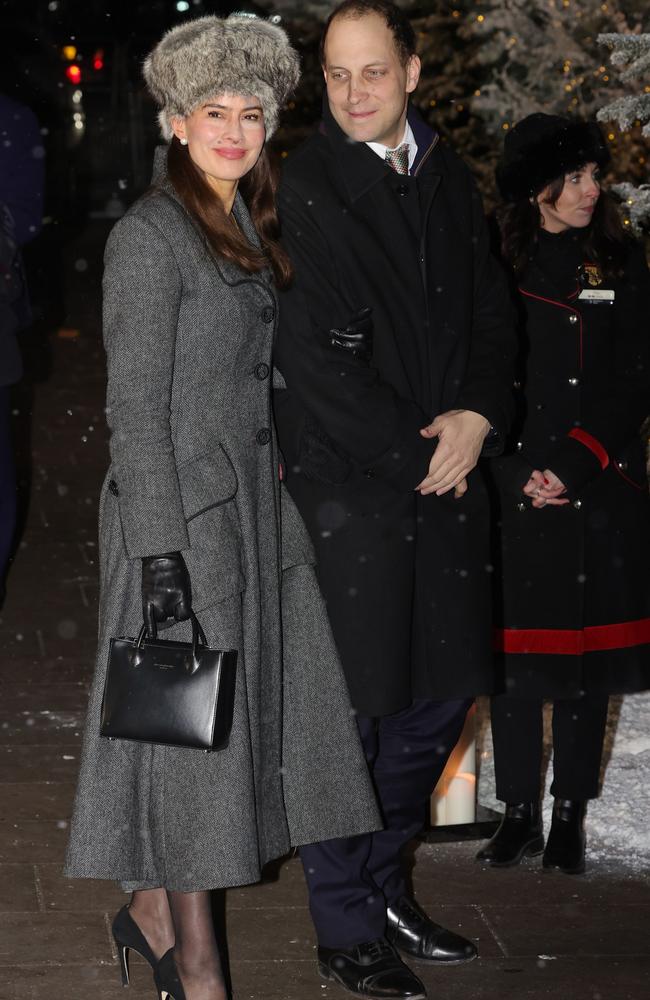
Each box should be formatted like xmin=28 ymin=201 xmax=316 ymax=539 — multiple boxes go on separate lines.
xmin=112 ymin=904 xmax=159 ymax=987
xmin=155 ymin=949 xmax=187 ymax=1000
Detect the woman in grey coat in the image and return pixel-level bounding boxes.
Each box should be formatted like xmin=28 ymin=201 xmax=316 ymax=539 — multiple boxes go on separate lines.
xmin=64 ymin=16 xmax=378 ymax=1000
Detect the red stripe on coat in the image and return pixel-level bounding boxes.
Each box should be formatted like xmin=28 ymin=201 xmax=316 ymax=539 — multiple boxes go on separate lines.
xmin=494 ymin=618 xmax=650 ymax=655
xmin=567 ymin=428 xmax=609 ymax=469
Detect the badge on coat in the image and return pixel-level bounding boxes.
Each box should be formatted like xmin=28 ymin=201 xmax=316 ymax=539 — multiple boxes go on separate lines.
xmin=577 ymin=262 xmax=615 ymax=304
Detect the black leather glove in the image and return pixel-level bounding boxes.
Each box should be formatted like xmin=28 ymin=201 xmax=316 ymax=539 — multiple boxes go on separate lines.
xmin=141 ymin=551 xmax=192 ymax=633
xmin=328 ymin=306 xmax=373 ymax=362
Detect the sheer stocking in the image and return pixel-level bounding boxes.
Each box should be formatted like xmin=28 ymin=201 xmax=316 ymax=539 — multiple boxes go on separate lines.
xmin=129 ymin=887 xmax=175 ymax=960
xmin=168 ymin=890 xmax=227 ymax=1000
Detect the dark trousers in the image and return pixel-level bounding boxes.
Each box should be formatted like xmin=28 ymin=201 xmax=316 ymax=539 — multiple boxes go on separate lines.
xmin=300 ymin=697 xmax=471 ymax=948
xmin=0 ymin=386 xmax=16 ymax=586
xmin=490 ymin=693 xmax=609 ymax=803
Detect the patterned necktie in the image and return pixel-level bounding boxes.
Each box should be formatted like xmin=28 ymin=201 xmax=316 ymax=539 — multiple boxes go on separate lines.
xmin=385 ymin=143 xmax=410 ymax=175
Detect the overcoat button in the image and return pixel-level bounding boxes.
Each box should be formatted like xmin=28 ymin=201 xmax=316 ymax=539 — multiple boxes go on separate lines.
xmin=617 ymin=460 xmax=628 ymax=470
xmin=516 ymin=441 xmax=523 ymax=451
xmin=568 ymin=313 xmax=578 ymax=324
xmin=517 ymin=502 xmax=526 ymax=512
xmin=573 ymin=499 xmax=582 ymax=510
xmin=256 ymin=428 xmax=271 ymax=446
xmin=513 ymin=380 xmax=521 ymax=389
xmin=108 ymin=479 xmax=119 ymax=496
xmin=568 ymin=377 xmax=580 ymax=386
xmin=261 ymin=306 xmax=274 ymax=324
xmin=396 ymin=185 xmax=409 ymax=197
xmin=364 ymin=469 xmax=375 ymax=478
xmin=254 ymin=363 xmax=270 ymax=380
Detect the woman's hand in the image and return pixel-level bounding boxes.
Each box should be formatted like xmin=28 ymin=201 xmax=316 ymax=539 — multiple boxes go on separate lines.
xmin=141 ymin=552 xmax=192 ymax=632
xmin=522 ymin=469 xmax=569 ymax=508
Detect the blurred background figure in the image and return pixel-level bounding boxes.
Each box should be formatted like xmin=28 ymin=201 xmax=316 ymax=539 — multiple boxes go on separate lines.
xmin=0 ymin=92 xmax=44 ymax=604
xmin=478 ymin=113 xmax=650 ymax=876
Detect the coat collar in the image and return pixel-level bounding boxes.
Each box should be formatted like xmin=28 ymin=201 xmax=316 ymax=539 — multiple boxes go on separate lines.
xmin=320 ymin=97 xmax=440 ymax=203
xmin=149 ymin=145 xmax=272 ymax=288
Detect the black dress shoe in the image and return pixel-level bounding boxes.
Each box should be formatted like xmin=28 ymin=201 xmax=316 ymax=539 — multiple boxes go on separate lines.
xmin=318 ymin=938 xmax=426 ymax=999
xmin=476 ymin=802 xmax=544 ymax=867
xmin=386 ymin=895 xmax=477 ymax=964
xmin=543 ymin=799 xmax=586 ymax=874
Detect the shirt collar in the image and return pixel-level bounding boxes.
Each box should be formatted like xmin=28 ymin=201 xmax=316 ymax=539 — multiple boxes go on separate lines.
xmin=365 ymin=120 xmax=417 ymax=172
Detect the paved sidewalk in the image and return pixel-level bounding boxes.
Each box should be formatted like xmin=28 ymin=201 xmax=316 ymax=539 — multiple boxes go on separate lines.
xmin=0 ymin=226 xmax=648 ymax=999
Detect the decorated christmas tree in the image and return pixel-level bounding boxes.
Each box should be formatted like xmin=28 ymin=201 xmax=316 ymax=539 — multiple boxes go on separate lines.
xmin=598 ymin=31 xmax=650 ymax=233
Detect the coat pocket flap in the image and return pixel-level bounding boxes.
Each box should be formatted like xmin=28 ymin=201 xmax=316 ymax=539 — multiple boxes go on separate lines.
xmin=178 ymin=446 xmax=238 ymax=522
xmin=280 ymin=485 xmax=316 ymax=570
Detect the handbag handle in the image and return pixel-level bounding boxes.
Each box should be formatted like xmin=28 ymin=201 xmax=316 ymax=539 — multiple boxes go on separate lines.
xmin=136 ymin=612 xmax=208 ymax=674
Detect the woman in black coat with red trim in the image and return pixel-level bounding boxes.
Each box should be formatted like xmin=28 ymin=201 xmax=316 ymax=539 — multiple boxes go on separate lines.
xmin=477 ymin=114 xmax=650 ymax=874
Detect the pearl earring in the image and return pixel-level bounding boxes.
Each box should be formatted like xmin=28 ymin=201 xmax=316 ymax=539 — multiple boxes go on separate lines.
xmin=180 ymin=137 xmax=188 ymax=146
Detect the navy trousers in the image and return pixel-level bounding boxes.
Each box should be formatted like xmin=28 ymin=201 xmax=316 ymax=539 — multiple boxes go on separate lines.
xmin=300 ymin=697 xmax=471 ymax=947
xmin=0 ymin=386 xmax=16 ymax=588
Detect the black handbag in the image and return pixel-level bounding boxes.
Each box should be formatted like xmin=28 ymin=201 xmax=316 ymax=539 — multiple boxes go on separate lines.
xmin=100 ymin=613 xmax=237 ymax=751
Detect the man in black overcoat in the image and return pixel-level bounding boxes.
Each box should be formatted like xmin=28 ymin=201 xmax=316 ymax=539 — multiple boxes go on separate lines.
xmin=273 ymin=3 xmax=516 ymax=996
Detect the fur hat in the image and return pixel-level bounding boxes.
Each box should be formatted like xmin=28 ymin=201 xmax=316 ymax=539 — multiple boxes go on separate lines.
xmin=496 ymin=114 xmax=610 ymax=203
xmin=143 ymin=14 xmax=300 ymax=140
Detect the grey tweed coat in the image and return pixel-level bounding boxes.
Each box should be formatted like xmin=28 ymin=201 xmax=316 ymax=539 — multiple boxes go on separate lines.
xmin=64 ymin=164 xmax=379 ymax=892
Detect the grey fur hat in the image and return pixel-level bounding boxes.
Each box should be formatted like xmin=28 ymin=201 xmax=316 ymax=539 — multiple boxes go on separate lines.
xmin=143 ymin=14 xmax=300 ymax=140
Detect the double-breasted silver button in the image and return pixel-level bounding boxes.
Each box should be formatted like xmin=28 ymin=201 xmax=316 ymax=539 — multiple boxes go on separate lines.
xmin=256 ymin=428 xmax=271 ymax=446
xmin=572 ymin=499 xmax=582 ymax=510
xmin=568 ymin=313 xmax=578 ymax=324
xmin=617 ymin=460 xmax=628 ymax=471
xmin=568 ymin=377 xmax=580 ymax=386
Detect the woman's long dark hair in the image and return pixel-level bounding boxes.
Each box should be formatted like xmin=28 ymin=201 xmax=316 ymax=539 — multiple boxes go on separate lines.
xmin=497 ymin=177 xmax=628 ymax=280
xmin=167 ymin=137 xmax=293 ymax=289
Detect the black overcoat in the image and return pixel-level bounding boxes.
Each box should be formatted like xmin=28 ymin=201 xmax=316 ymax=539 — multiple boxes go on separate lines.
xmin=273 ymin=104 xmax=515 ymax=716
xmin=489 ymin=229 xmax=650 ymax=699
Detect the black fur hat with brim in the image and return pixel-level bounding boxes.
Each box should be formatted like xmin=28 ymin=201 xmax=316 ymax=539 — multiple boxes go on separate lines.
xmin=496 ymin=113 xmax=611 ymax=203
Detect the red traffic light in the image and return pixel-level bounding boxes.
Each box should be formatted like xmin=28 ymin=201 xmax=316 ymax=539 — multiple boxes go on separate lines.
xmin=93 ymin=49 xmax=104 ymax=71
xmin=65 ymin=64 xmax=82 ymax=84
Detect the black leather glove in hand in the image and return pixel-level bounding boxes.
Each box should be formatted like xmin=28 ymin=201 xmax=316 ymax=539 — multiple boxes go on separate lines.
xmin=141 ymin=552 xmax=192 ymax=633
xmin=328 ymin=306 xmax=373 ymax=362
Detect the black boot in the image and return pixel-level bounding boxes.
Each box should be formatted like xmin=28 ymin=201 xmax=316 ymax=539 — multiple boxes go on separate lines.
xmin=476 ymin=802 xmax=544 ymax=867
xmin=542 ymin=799 xmax=586 ymax=874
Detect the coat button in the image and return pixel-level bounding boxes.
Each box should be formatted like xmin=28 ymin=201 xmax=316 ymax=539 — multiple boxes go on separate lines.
xmin=617 ymin=460 xmax=628 ymax=470
xmin=254 ymin=363 xmax=270 ymax=380
xmin=568 ymin=313 xmax=578 ymax=324
xmin=573 ymin=499 xmax=582 ymax=510
xmin=396 ymin=184 xmax=409 ymax=197
xmin=568 ymin=377 xmax=580 ymax=386
xmin=517 ymin=502 xmax=526 ymax=512
xmin=364 ymin=468 xmax=375 ymax=478
xmin=513 ymin=380 xmax=521 ymax=389
xmin=256 ymin=427 xmax=271 ymax=446
xmin=108 ymin=479 xmax=119 ymax=496
xmin=516 ymin=441 xmax=523 ymax=451
xmin=261 ymin=306 xmax=275 ymax=324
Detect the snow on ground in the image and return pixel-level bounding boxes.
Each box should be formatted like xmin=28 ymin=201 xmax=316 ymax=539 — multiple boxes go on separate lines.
xmin=476 ymin=693 xmax=650 ymax=873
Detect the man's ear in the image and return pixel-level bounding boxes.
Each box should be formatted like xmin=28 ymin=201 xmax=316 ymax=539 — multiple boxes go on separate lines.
xmin=405 ymin=54 xmax=421 ymax=95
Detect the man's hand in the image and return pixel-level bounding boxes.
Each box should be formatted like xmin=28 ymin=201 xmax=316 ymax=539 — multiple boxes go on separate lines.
xmin=416 ymin=409 xmax=490 ymax=496
xmin=522 ymin=469 xmax=569 ymax=508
